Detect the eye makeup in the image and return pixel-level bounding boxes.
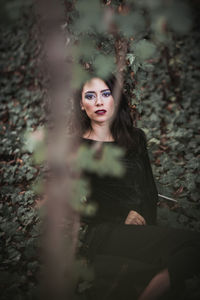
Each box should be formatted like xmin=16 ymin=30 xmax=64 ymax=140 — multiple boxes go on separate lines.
xmin=84 ymin=89 xmax=111 ymax=100
xmin=102 ymin=90 xmax=111 ymax=97
xmin=85 ymin=92 xmax=96 ymax=100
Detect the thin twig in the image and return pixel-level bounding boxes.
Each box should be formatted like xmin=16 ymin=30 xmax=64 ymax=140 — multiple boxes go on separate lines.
xmin=158 ymin=193 xmax=178 ymax=203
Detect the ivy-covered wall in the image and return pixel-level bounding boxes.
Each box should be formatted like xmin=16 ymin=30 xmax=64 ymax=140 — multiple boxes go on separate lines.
xmin=138 ymin=19 xmax=200 ymax=230
xmin=0 ymin=13 xmax=43 ymax=299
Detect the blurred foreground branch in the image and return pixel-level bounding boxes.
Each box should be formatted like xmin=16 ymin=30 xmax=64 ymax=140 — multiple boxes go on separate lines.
xmin=34 ymin=1 xmax=80 ymax=299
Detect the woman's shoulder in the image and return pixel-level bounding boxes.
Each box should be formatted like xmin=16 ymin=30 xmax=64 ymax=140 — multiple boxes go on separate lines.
xmin=133 ymin=127 xmax=147 ymax=141
xmin=130 ymin=127 xmax=147 ymax=155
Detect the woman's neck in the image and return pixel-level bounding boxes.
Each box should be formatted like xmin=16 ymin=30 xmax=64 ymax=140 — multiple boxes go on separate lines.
xmin=83 ymin=124 xmax=114 ymax=142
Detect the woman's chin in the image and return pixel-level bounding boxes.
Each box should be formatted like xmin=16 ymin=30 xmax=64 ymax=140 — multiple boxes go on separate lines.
xmin=92 ymin=116 xmax=109 ymax=122
xmin=92 ymin=113 xmax=114 ymax=122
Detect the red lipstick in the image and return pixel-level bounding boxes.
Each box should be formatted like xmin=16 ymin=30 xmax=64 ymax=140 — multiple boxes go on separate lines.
xmin=95 ymin=109 xmax=106 ymax=115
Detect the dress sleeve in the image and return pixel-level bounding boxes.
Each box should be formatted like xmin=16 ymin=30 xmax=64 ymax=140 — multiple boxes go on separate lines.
xmin=120 ymin=129 xmax=158 ymax=225
xmin=140 ymin=145 xmax=158 ymax=225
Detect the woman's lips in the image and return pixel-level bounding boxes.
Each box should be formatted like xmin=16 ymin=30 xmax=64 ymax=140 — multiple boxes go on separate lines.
xmin=95 ymin=110 xmax=107 ymax=115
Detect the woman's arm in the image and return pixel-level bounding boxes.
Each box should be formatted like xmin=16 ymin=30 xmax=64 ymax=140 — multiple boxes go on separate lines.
xmin=140 ymin=145 xmax=158 ymax=225
xmin=127 ymin=128 xmax=158 ymax=225
xmin=124 ymin=150 xmax=158 ymax=226
xmin=123 ymin=129 xmax=158 ymax=225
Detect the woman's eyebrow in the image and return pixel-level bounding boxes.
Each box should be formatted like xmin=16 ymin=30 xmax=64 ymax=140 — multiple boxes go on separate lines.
xmin=85 ymin=91 xmax=95 ymax=94
xmin=101 ymin=89 xmax=110 ymax=92
xmin=85 ymin=89 xmax=110 ymax=94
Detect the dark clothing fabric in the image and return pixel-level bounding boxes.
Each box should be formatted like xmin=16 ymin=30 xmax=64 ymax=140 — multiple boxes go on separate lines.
xmin=83 ymin=223 xmax=200 ymax=300
xmin=76 ymin=135 xmax=200 ymax=300
xmin=79 ymin=135 xmax=158 ymax=226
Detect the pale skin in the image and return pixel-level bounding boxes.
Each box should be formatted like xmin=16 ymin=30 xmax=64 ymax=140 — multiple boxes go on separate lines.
xmin=81 ymin=77 xmax=115 ymax=142
xmin=81 ymin=77 xmax=170 ymax=299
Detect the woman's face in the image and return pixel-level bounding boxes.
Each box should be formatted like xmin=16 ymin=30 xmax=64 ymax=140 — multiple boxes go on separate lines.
xmin=80 ymin=77 xmax=115 ymax=124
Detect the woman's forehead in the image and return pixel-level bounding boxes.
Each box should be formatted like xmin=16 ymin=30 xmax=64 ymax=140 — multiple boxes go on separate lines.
xmin=82 ymin=77 xmax=109 ymax=92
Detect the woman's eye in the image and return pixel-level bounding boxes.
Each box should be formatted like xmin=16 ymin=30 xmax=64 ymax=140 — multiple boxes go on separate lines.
xmin=102 ymin=91 xmax=111 ymax=97
xmin=85 ymin=93 xmax=95 ymax=100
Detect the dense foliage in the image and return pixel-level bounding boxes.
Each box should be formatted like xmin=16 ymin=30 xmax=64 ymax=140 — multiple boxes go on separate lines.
xmin=0 ymin=12 xmax=43 ymax=299
xmin=138 ymin=26 xmax=200 ymax=230
xmin=0 ymin=0 xmax=200 ymax=299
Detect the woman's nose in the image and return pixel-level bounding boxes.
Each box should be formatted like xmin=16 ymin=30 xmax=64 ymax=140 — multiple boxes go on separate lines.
xmin=95 ymin=94 xmax=103 ymax=105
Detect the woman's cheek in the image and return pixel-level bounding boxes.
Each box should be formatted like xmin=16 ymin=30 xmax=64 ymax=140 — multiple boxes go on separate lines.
xmin=84 ymin=103 xmax=94 ymax=117
xmin=109 ymin=100 xmax=115 ymax=116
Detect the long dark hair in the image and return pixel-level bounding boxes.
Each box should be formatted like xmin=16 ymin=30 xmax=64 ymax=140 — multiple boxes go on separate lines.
xmin=71 ymin=74 xmax=146 ymax=154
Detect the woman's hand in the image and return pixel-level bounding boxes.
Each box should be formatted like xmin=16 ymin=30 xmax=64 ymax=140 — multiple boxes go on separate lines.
xmin=125 ymin=210 xmax=146 ymax=225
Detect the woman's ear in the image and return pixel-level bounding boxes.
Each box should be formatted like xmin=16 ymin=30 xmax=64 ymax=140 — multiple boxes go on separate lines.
xmin=80 ymin=101 xmax=84 ymax=110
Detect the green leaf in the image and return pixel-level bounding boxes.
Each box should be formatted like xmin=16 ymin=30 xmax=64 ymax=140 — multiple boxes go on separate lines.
xmin=72 ymin=63 xmax=90 ymax=89
xmin=141 ymin=62 xmax=154 ymax=72
xmin=73 ymin=0 xmax=104 ymax=34
xmin=94 ymin=55 xmax=116 ymax=79
xmin=72 ymin=38 xmax=98 ymax=61
xmin=115 ymin=12 xmax=145 ymax=37
xmin=131 ymin=39 xmax=157 ymax=62
xmin=166 ymin=2 xmax=193 ymax=34
xmin=75 ymin=143 xmax=125 ymax=177
xmin=126 ymin=53 xmax=136 ymax=65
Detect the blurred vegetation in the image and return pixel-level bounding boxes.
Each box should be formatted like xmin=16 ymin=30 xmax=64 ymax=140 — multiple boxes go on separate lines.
xmin=0 ymin=0 xmax=200 ymax=299
xmin=0 ymin=3 xmax=43 ymax=299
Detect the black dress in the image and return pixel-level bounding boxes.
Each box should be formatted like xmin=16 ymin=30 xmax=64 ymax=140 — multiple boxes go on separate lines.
xmin=77 ymin=135 xmax=200 ymax=300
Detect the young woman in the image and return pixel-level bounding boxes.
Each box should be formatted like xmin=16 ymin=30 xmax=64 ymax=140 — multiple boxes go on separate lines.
xmin=72 ymin=74 xmax=200 ymax=300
